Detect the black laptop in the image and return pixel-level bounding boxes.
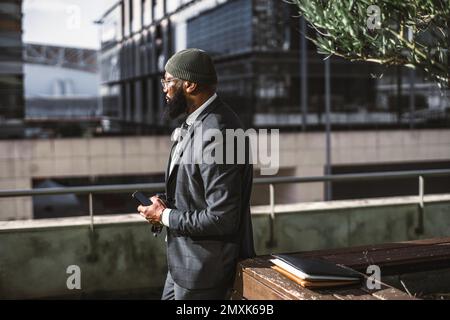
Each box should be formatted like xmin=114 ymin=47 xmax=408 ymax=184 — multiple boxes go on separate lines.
xmin=271 ymin=253 xmax=363 ymax=281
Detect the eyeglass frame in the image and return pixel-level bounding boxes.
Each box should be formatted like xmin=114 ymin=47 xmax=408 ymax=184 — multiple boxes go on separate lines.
xmin=160 ymin=77 xmax=181 ymax=89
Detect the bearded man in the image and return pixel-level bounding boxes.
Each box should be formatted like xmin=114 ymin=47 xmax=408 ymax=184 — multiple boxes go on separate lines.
xmin=137 ymin=48 xmax=255 ymax=300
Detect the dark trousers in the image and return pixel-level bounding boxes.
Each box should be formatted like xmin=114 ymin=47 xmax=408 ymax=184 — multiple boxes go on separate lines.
xmin=161 ymin=271 xmax=231 ymax=300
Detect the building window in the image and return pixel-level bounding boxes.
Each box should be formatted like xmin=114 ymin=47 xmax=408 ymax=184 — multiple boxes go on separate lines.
xmin=101 ymin=4 xmax=122 ymax=48
xmin=143 ymin=0 xmax=152 ymax=26
xmin=154 ymin=0 xmax=164 ymax=21
xmin=131 ymin=0 xmax=142 ymax=33
xmin=123 ymin=0 xmax=131 ymax=37
xmin=167 ymin=0 xmax=182 ymax=13
xmin=187 ymin=0 xmax=252 ymax=55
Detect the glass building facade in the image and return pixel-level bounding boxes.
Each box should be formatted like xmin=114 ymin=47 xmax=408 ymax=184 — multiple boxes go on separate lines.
xmin=0 ymin=0 xmax=24 ymax=137
xmin=98 ymin=0 xmax=449 ymax=134
xmin=99 ymin=0 xmax=176 ymax=133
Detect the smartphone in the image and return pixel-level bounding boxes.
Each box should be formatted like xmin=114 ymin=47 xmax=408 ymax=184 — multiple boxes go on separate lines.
xmin=132 ymin=191 xmax=152 ymax=206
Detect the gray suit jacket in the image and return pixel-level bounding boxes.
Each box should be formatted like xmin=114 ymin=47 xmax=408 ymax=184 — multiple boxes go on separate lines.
xmin=164 ymin=97 xmax=255 ymax=290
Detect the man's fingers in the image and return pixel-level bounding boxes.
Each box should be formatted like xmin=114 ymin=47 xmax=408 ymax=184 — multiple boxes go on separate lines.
xmin=150 ymin=196 xmax=167 ymax=208
xmin=156 ymin=197 xmax=168 ymax=207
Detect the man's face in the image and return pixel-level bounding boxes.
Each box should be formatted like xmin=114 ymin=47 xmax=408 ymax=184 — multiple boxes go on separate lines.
xmin=162 ymin=72 xmax=188 ymax=120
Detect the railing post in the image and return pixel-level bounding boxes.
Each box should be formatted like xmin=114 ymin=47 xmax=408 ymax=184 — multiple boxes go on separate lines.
xmin=419 ymin=176 xmax=424 ymax=209
xmin=270 ymin=184 xmax=275 ymax=220
xmin=89 ymin=192 xmax=94 ymax=233
xmin=266 ymin=184 xmax=277 ymax=248
xmin=415 ymin=176 xmax=424 ymax=235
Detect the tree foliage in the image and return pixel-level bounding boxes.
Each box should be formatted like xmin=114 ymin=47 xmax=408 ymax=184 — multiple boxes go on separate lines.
xmin=289 ymin=0 xmax=450 ymax=88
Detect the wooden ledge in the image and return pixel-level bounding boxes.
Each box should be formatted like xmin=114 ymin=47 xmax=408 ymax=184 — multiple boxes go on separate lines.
xmin=231 ymin=237 xmax=450 ymax=300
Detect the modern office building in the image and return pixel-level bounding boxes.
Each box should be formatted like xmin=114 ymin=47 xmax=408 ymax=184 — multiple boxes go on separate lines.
xmin=98 ymin=0 xmax=449 ymax=133
xmin=0 ymin=0 xmax=25 ymax=138
xmin=99 ymin=0 xmax=174 ymax=133
xmin=185 ymin=0 xmax=380 ymax=128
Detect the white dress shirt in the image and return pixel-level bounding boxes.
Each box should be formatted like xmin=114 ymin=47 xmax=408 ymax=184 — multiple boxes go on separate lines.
xmin=161 ymin=93 xmax=217 ymax=227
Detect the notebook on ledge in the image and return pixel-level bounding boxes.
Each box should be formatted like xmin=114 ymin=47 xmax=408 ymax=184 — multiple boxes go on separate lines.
xmin=271 ymin=265 xmax=360 ymax=288
xmin=270 ymin=253 xmax=362 ymax=282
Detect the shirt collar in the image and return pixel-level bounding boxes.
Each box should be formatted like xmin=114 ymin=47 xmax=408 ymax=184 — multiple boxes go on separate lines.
xmin=185 ymin=93 xmax=217 ymax=126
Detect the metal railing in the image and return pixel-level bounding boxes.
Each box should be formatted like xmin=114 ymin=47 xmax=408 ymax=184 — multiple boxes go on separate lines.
xmin=1 ymin=168 xmax=450 ymax=240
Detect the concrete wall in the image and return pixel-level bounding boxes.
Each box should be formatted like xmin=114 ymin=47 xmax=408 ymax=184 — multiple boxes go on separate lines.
xmin=1 ymin=194 xmax=449 ymax=299
xmin=0 ymin=216 xmax=167 ymax=299
xmin=252 ymin=194 xmax=450 ymax=254
xmin=1 ymin=129 xmax=450 ymax=219
xmin=278 ymin=129 xmax=450 ymax=204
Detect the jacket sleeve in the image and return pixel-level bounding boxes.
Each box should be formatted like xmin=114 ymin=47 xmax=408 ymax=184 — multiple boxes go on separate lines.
xmin=168 ymin=131 xmax=243 ymax=237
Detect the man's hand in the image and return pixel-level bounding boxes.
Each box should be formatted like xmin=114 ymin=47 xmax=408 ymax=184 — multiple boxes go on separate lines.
xmin=137 ymin=196 xmax=167 ymax=225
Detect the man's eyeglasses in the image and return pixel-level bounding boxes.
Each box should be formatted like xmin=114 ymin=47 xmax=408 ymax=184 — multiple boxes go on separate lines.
xmin=160 ymin=77 xmax=179 ymax=89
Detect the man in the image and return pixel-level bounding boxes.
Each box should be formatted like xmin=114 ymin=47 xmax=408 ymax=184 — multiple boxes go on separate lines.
xmin=137 ymin=48 xmax=255 ymax=300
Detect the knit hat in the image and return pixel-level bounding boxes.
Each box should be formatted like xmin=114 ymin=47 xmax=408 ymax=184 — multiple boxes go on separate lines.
xmin=165 ymin=48 xmax=217 ymax=84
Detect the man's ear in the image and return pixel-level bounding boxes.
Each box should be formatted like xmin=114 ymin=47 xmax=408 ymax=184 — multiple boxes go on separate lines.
xmin=184 ymin=81 xmax=198 ymax=94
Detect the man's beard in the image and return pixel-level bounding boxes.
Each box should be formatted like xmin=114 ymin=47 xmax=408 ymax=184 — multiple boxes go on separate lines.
xmin=164 ymin=87 xmax=188 ymax=120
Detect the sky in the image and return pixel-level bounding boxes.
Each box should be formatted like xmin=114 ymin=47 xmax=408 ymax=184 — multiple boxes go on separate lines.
xmin=23 ymin=0 xmax=117 ymax=49
xmin=22 ymin=0 xmax=228 ymax=50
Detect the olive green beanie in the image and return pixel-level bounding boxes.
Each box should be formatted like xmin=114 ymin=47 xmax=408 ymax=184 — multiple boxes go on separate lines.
xmin=165 ymin=48 xmax=217 ymax=84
